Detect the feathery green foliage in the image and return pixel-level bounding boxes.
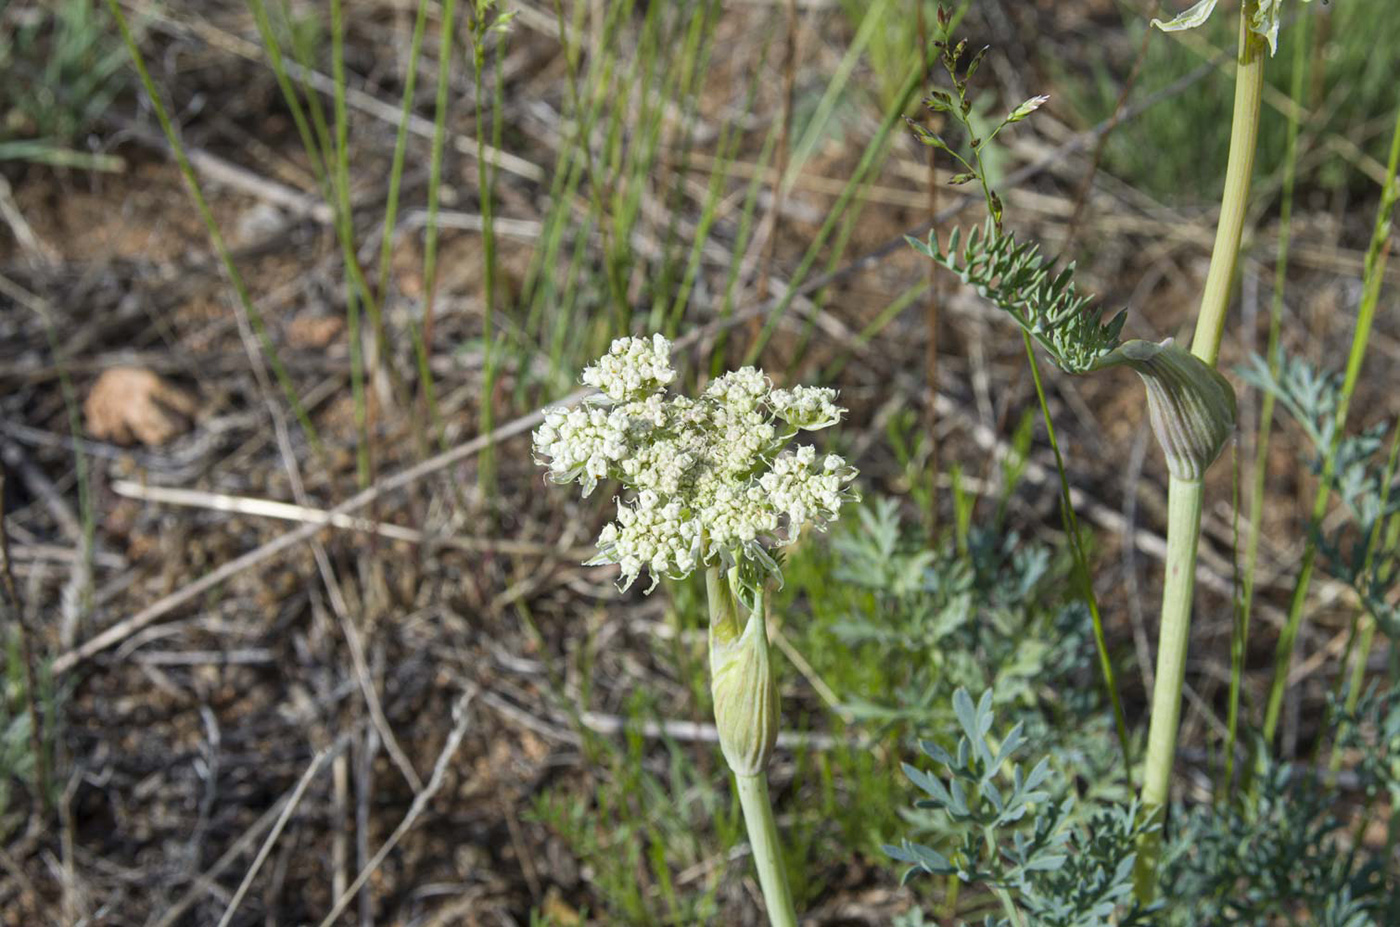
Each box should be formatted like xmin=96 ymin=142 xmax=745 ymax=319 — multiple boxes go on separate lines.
xmin=1159 ymin=754 xmax=1394 ymax=924
xmin=887 ymin=689 xmax=1154 ymax=927
xmin=812 ymin=499 xmax=1105 ymax=736
xmin=886 ymin=684 xmax=1400 ymax=925
xmin=907 ymin=222 xmax=1126 ymax=375
xmin=905 ymin=13 xmax=1135 ymax=779
xmin=1240 ymin=351 xmax=1400 ymax=639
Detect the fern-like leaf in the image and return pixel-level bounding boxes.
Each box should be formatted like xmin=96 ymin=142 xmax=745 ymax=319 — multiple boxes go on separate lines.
xmin=908 ymin=219 xmax=1126 ymax=374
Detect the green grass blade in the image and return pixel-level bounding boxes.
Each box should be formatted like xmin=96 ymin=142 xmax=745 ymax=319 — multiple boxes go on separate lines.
xmin=1227 ymin=7 xmax=1309 ymax=792
xmin=417 ymin=0 xmax=460 ymax=445
xmin=247 ymin=0 xmax=331 ymax=199
xmin=743 ymin=55 xmax=926 ymax=366
xmin=1261 ymin=100 xmax=1400 ymax=744
xmin=374 ymin=0 xmax=432 ymax=303
xmin=331 ymin=0 xmax=371 ymax=488
xmin=1023 ymin=333 xmax=1134 ymax=781
xmin=470 ymin=5 xmax=504 ymax=494
xmin=105 ymin=0 xmax=322 ymax=453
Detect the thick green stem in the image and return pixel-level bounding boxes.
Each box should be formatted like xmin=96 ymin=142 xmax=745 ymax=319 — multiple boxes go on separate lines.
xmin=1135 ymin=3 xmax=1265 ymax=903
xmin=734 ymin=774 xmax=798 ymax=927
xmin=1188 ymin=12 xmax=1265 ymax=367
xmin=1134 ymin=477 xmax=1204 ymax=897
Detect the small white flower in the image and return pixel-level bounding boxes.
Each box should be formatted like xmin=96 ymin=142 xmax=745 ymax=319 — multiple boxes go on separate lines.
xmin=759 ymin=445 xmax=855 ymax=540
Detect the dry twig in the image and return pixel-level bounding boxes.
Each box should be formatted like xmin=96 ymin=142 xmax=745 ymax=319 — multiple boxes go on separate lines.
xmin=315 ymin=686 xmax=478 ymax=927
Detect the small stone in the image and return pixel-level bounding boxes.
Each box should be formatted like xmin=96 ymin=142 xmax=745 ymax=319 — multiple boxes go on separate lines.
xmin=233 ymin=201 xmax=286 ymax=246
xmin=84 ymin=367 xmax=198 ymax=447
xmin=286 ymin=312 xmax=344 ymax=349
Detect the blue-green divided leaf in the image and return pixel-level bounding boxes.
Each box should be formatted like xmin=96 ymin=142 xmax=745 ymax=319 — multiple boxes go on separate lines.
xmin=1024 ymin=756 xmax=1053 ymax=793
xmin=884 ymin=840 xmax=954 ymax=877
xmin=902 ymin=761 xmax=953 ymax=807
xmin=1024 ymin=853 xmax=1067 ymax=872
xmin=918 ymin=738 xmax=955 ymax=768
xmin=948 ymin=778 xmax=971 ymax=816
xmin=905 ymin=233 xmax=934 ymax=258
xmin=975 ymin=689 xmax=995 ymax=738
xmin=993 ymin=721 xmax=1025 ymax=772
xmin=952 ymin=688 xmax=979 ymax=742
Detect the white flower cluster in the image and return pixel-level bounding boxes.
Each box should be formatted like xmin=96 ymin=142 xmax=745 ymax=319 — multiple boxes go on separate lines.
xmin=580 ymin=333 xmax=675 ymax=403
xmin=770 ymin=385 xmax=842 ymax=431
xmin=534 ymin=335 xmax=858 ymax=591
xmin=759 ymin=446 xmax=851 ymax=534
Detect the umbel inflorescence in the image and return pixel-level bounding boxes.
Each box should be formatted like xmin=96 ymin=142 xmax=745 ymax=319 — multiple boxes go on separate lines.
xmin=533 ymin=335 xmax=858 ymax=592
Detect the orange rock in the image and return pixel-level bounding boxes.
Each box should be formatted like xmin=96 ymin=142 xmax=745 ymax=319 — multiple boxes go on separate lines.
xmin=84 ymin=367 xmax=198 ymax=446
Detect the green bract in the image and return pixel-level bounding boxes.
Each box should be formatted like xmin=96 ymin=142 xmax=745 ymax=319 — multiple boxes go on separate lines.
xmin=1098 ymin=339 xmax=1238 ymax=481
xmin=1152 ymin=0 xmax=1310 ymax=56
xmin=707 ymin=570 xmax=779 ymax=776
xmin=533 ymin=335 xmax=858 ymax=591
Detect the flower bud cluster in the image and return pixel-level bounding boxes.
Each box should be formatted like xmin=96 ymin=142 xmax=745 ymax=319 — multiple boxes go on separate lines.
xmin=534 ymin=335 xmax=858 ymax=591
xmin=770 ymin=386 xmax=842 ymax=431
xmin=759 ymin=446 xmax=853 ymax=536
xmin=579 ymin=332 xmax=675 ymax=402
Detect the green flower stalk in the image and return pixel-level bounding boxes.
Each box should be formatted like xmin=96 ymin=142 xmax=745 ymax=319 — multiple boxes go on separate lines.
xmin=533 ymin=335 xmax=858 ymax=926
xmin=1133 ymin=0 xmax=1271 ymax=901
xmin=707 ymin=566 xmax=795 ymax=925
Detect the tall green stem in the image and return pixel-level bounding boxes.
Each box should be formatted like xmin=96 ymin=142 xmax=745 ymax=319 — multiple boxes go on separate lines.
xmin=734 ymin=774 xmax=798 ymax=927
xmin=376 ymin=0 xmax=432 ymax=302
xmin=1229 ymin=8 xmax=1309 ymax=793
xmin=471 ymin=8 xmax=500 ymax=494
xmin=1186 ymin=15 xmax=1265 ymax=369
xmin=1261 ymin=102 xmax=1400 ymax=744
xmin=1135 ymin=3 xmax=1265 ymax=902
xmin=1134 ymin=477 xmax=1204 ymax=895
xmin=331 ymin=0 xmax=370 ymax=488
xmin=416 ymin=0 xmax=458 ymax=444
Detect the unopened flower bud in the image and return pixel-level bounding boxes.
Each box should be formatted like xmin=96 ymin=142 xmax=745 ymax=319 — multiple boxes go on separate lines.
xmin=707 ymin=569 xmax=779 ymax=777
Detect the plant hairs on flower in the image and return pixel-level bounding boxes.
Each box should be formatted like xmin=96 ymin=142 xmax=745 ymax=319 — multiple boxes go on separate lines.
xmin=533 ymin=335 xmax=858 ymax=592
